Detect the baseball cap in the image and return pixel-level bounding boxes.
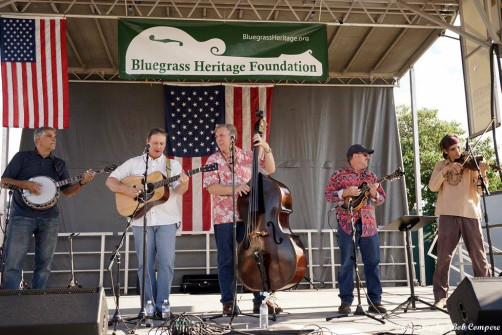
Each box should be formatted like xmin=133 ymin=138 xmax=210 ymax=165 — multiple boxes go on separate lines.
xmin=346 ymin=144 xmax=374 ymax=158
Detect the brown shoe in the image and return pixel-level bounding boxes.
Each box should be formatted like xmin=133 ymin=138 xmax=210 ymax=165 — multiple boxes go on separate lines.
xmin=223 ymin=302 xmax=233 ymax=315
xmin=432 ymin=298 xmax=446 ymax=309
xmin=338 ymin=301 xmax=351 ymax=314
xmin=253 ymin=300 xmax=283 ymax=314
xmin=368 ymin=302 xmax=387 ymax=314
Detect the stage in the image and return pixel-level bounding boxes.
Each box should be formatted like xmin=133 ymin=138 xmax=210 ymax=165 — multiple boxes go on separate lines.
xmin=107 ymin=286 xmax=456 ymax=335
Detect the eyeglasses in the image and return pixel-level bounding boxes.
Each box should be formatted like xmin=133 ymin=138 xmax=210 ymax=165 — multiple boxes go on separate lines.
xmin=359 ymin=152 xmax=370 ymax=158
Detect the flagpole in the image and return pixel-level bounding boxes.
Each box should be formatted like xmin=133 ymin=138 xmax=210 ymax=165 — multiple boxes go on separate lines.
xmin=0 ymin=127 xmax=10 ymax=271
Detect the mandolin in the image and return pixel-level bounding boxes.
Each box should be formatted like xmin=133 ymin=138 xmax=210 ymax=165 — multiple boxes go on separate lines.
xmin=342 ymin=168 xmax=404 ymax=212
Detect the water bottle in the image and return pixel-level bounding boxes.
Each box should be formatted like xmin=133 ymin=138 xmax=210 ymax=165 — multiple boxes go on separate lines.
xmin=145 ymin=300 xmax=155 ymax=317
xmin=259 ymin=299 xmax=268 ymax=329
xmin=161 ymin=299 xmax=170 ymax=319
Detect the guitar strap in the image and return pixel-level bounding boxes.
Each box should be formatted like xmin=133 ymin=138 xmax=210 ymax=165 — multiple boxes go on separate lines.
xmin=50 ymin=156 xmax=62 ymax=181
xmin=165 ymin=156 xmax=171 ymax=179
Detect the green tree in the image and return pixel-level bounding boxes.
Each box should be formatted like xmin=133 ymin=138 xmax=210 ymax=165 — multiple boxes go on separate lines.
xmin=397 ymin=105 xmax=502 ymax=214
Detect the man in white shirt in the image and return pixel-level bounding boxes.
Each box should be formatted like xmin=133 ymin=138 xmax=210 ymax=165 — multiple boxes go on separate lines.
xmin=106 ymin=128 xmax=188 ymax=317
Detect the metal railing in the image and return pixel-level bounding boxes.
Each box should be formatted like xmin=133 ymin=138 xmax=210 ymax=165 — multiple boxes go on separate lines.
xmin=15 ymin=228 xmax=408 ymax=293
xmin=427 ymin=227 xmax=502 ymax=280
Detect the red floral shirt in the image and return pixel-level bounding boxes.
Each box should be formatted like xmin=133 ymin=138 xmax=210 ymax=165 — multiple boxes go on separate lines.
xmin=325 ymin=166 xmax=385 ymax=237
xmin=203 ymin=147 xmax=265 ymax=225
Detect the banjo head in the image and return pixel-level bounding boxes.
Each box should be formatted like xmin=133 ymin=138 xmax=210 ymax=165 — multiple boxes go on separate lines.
xmin=22 ymin=176 xmax=60 ymax=210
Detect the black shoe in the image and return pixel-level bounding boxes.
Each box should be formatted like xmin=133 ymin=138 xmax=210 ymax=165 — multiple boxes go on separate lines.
xmin=338 ymin=302 xmax=351 ymax=314
xmin=368 ymin=303 xmax=387 ymax=314
xmin=154 ymin=311 xmax=172 ymax=319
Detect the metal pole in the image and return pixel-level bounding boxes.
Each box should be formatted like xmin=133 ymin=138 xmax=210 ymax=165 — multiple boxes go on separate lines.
xmin=0 ymin=128 xmax=10 ymax=252
xmin=410 ymin=67 xmax=426 ymax=286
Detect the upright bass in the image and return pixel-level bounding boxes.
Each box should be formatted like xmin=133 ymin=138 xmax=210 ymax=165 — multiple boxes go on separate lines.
xmin=237 ymin=110 xmax=307 ymax=292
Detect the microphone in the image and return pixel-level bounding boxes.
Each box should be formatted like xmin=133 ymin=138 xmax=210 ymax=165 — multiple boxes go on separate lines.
xmin=143 ymin=143 xmax=151 ymax=154
xmin=329 ymin=201 xmax=344 ymax=211
xmin=465 ymin=138 xmax=470 ymax=152
xmin=229 ymin=135 xmax=235 ymax=165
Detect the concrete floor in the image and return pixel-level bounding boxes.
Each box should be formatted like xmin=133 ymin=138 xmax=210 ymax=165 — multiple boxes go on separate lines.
xmin=106 ymin=286 xmax=460 ymax=335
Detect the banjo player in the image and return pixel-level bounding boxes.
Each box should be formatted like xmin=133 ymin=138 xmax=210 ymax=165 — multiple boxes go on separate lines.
xmin=1 ymin=126 xmax=95 ymax=290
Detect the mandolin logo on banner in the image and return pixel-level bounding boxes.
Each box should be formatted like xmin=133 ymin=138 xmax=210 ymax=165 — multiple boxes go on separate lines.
xmin=118 ymin=19 xmax=328 ymax=81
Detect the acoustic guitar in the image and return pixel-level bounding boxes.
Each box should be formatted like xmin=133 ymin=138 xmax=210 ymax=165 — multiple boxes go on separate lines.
xmin=342 ymin=168 xmax=404 ymax=212
xmin=115 ymin=163 xmax=218 ymax=218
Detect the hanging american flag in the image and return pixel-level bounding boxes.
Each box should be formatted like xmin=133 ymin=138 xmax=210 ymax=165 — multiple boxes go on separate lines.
xmin=164 ymin=84 xmax=274 ymax=231
xmin=1 ymin=17 xmax=69 ymax=129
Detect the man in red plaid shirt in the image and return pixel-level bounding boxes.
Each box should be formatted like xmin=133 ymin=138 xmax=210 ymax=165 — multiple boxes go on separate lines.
xmin=325 ymin=144 xmax=387 ymax=315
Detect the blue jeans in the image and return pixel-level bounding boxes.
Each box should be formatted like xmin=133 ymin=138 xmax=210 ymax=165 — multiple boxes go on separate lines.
xmin=337 ymin=220 xmax=382 ymax=305
xmin=214 ymin=222 xmax=264 ymax=306
xmin=132 ymin=224 xmax=177 ymax=313
xmin=3 ymin=216 xmax=59 ymax=290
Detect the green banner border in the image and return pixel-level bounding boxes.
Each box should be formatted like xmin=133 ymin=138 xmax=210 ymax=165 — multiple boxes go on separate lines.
xmin=119 ymin=19 xmax=328 ymax=81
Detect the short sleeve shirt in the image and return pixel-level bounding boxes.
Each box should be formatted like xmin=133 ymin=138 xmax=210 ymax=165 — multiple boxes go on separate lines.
xmin=2 ymin=149 xmax=70 ymax=218
xmin=202 ymin=147 xmax=264 ymax=225
xmin=109 ymin=154 xmax=182 ymax=226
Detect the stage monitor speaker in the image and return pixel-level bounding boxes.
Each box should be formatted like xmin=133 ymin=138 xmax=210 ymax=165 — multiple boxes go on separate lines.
xmin=447 ymin=277 xmax=502 ymax=334
xmin=0 ymin=286 xmax=108 ymax=335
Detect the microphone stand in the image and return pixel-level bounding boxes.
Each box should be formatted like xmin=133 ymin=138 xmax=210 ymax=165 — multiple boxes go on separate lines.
xmin=228 ymin=136 xmax=240 ymax=326
xmin=326 ymin=202 xmax=384 ymax=324
xmin=131 ymin=145 xmax=152 ymax=331
xmin=0 ymin=187 xmax=15 ymax=288
xmin=67 ymin=233 xmax=82 ymax=288
xmin=108 ymin=216 xmax=134 ymax=334
xmin=466 ymin=147 xmax=496 ymax=276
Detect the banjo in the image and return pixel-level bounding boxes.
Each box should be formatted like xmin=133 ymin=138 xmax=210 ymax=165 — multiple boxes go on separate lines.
xmin=21 ymin=164 xmax=117 ymax=210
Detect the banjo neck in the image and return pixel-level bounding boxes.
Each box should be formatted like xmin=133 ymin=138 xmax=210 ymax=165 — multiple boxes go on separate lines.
xmin=55 ymin=166 xmax=114 ymax=188
xmin=55 ymin=174 xmax=85 ymax=188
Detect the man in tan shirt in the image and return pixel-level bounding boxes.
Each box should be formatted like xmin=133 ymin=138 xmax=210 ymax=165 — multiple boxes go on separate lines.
xmin=428 ymin=133 xmax=490 ymax=309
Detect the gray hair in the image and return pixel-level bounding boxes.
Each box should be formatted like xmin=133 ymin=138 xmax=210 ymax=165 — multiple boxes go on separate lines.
xmin=214 ymin=124 xmax=237 ymax=140
xmin=33 ymin=127 xmax=56 ymax=144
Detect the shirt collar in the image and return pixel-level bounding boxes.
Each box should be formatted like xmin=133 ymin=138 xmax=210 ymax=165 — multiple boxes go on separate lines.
xmin=145 ymin=153 xmax=165 ymax=163
xmin=31 ymin=147 xmax=53 ymax=159
xmin=346 ymin=165 xmax=366 ymax=174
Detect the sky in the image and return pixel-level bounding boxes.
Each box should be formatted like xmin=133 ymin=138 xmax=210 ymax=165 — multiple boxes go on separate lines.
xmin=393 ymin=34 xmax=468 ymax=128
xmin=393 ymin=28 xmax=502 ymax=150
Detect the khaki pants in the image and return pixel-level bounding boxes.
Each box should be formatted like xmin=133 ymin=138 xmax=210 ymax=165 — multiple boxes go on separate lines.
xmin=432 ymin=215 xmax=491 ymax=302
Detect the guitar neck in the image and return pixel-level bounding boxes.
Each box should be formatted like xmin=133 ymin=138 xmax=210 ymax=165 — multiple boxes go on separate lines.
xmin=152 ymin=167 xmax=201 ymax=189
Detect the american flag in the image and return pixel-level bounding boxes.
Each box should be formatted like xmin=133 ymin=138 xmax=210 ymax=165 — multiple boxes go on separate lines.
xmin=1 ymin=17 xmax=69 ymax=129
xmin=164 ymin=84 xmax=274 ymax=231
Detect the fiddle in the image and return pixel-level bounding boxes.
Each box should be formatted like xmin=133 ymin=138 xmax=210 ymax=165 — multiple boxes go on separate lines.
xmin=455 ymin=152 xmax=502 ymax=171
